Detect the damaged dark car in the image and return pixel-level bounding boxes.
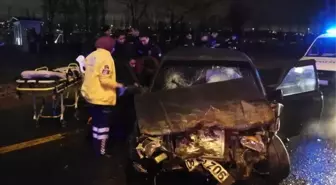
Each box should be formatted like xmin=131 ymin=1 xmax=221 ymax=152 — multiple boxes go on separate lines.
xmin=126 ymin=48 xmax=322 ymax=185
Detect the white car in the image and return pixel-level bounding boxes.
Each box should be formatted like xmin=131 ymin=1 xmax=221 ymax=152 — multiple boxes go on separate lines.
xmin=300 ymin=28 xmax=336 ymax=87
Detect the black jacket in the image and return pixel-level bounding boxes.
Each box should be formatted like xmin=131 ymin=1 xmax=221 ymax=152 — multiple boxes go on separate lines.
xmin=136 ymin=42 xmax=162 ymax=61
xmin=113 ymin=42 xmax=138 ymax=86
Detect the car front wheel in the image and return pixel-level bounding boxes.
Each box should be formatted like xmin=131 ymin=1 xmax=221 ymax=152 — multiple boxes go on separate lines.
xmin=267 ymin=135 xmax=291 ymax=183
xmin=126 ymin=122 xmax=157 ymax=185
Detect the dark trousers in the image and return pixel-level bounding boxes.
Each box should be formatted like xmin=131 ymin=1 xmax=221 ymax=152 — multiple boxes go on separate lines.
xmin=89 ymin=104 xmax=115 ymax=155
xmin=114 ymin=95 xmax=136 ymax=140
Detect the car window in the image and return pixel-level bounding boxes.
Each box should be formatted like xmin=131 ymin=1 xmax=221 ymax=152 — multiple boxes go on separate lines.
xmin=306 ymin=37 xmax=336 ymax=57
xmin=277 ymin=65 xmax=316 ymax=96
xmin=152 ymin=61 xmax=256 ymax=91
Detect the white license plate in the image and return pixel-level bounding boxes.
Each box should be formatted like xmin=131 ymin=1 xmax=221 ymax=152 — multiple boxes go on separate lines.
xmin=185 ymin=159 xmax=230 ymax=184
xmin=318 ymin=80 xmax=329 ymax=86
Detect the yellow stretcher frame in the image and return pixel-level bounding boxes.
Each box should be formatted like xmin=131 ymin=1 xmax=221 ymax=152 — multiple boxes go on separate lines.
xmin=16 ymin=63 xmax=83 ymax=128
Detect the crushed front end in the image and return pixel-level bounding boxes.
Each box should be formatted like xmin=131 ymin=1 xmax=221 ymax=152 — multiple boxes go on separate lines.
xmin=131 ymin=79 xmax=281 ymax=184
xmin=131 ymin=102 xmax=277 ymax=184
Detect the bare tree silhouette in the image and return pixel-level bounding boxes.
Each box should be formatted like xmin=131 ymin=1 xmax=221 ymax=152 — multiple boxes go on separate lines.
xmin=116 ymin=0 xmax=150 ymax=27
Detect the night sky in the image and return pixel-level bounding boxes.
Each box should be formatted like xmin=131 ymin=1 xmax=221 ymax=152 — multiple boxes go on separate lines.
xmin=0 ymin=0 xmax=326 ymax=26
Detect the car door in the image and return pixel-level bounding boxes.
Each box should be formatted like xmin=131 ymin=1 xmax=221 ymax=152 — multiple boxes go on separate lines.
xmin=276 ymin=60 xmax=323 ymax=138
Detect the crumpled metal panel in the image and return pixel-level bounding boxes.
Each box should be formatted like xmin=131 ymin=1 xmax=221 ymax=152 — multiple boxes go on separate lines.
xmin=175 ymin=129 xmax=225 ymax=159
xmin=135 ymin=78 xmax=275 ymax=136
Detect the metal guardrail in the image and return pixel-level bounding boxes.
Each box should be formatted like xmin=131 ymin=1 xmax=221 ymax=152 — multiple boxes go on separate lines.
xmin=0 ymin=83 xmax=17 ymax=98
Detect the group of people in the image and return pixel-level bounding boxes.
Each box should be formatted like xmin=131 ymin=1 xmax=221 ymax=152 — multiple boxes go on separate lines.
xmin=181 ymin=31 xmax=221 ymax=48
xmin=81 ymin=26 xmax=162 ymax=157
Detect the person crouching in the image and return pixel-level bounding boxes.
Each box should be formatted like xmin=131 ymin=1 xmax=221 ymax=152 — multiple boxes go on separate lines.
xmin=81 ymin=36 xmax=124 ymax=157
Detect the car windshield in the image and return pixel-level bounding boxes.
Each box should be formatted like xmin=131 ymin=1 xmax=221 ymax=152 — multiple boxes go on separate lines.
xmin=306 ymin=37 xmax=336 ymax=57
xmin=152 ymin=60 xmax=257 ymax=91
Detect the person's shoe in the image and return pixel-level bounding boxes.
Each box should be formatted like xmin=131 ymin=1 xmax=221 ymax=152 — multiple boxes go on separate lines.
xmin=100 ymin=153 xmax=112 ymax=158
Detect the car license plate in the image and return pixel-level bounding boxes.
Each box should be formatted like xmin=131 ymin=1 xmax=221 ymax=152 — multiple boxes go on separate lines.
xmin=319 ymin=79 xmax=329 ymax=86
xmin=185 ymin=158 xmax=200 ymax=172
xmin=202 ymin=159 xmax=230 ymax=183
xmin=185 ymin=158 xmax=230 ymax=184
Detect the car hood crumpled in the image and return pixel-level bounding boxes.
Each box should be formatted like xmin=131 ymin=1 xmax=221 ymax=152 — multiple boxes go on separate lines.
xmin=135 ymin=78 xmax=275 ymax=136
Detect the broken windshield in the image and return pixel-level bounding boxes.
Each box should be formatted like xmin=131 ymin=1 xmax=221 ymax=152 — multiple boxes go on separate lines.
xmin=152 ymin=60 xmax=257 ymax=91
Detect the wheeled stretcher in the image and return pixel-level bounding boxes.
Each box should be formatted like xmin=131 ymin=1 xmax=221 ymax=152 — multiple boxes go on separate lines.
xmin=16 ymin=63 xmax=83 ymax=127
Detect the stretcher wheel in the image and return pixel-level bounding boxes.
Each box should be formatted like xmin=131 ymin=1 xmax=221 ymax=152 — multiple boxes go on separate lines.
xmin=74 ymin=110 xmax=80 ymax=121
xmin=35 ymin=120 xmax=40 ymax=128
xmin=61 ymin=120 xmax=67 ymax=128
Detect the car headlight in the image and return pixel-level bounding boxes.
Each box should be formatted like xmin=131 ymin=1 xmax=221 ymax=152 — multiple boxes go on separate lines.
xmin=240 ymin=135 xmax=265 ymax=153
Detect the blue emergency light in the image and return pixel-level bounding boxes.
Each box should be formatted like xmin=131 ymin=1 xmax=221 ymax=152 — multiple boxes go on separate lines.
xmin=326 ymin=27 xmax=336 ymax=35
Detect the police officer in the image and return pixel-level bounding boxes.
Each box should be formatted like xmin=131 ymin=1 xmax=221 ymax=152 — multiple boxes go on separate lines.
xmin=136 ymin=32 xmax=162 ymax=61
xmin=128 ymin=32 xmax=161 ymax=86
xmin=81 ymin=36 xmax=123 ymax=157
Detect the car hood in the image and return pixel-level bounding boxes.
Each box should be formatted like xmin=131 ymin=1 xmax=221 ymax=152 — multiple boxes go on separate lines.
xmin=135 ymin=78 xmax=275 ymax=136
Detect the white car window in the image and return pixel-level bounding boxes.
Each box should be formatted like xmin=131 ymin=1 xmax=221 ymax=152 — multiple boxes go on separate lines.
xmin=277 ymin=65 xmax=316 ymax=96
xmin=205 ymin=67 xmax=242 ymax=83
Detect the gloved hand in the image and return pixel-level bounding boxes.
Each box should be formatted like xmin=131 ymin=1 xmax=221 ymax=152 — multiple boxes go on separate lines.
xmin=124 ymin=85 xmax=144 ymax=95
xmin=118 ymin=86 xmax=127 ymax=96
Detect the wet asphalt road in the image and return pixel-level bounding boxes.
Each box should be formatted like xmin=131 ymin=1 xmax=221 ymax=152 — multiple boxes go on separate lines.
xmin=1 ymin=59 xmax=336 ymax=185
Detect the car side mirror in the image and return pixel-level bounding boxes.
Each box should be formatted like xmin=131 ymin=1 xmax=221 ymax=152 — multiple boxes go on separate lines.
xmin=268 ymin=89 xmax=283 ymax=102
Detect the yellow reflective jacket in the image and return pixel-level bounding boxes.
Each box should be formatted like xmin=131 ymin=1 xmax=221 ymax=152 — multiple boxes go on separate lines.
xmin=81 ymin=48 xmax=118 ymax=106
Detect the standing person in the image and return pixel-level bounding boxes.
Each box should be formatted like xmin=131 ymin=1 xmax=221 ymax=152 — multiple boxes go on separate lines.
xmin=81 ymin=36 xmax=124 ymax=157
xmin=127 ymin=28 xmax=140 ymax=44
xmin=182 ymin=33 xmax=195 ymax=47
xmin=99 ymin=25 xmax=112 ymax=37
xmin=198 ymin=34 xmax=210 ymax=47
xmin=136 ymin=32 xmax=162 ymax=61
xmin=130 ymin=32 xmax=161 ymax=86
xmin=113 ymin=30 xmax=138 ymax=85
xmin=112 ymin=30 xmax=139 ymax=140
xmin=208 ymin=31 xmax=221 ymax=48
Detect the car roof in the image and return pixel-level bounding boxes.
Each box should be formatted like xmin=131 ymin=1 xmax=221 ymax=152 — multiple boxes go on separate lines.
xmin=317 ymin=33 xmax=336 ymax=38
xmin=163 ymin=47 xmax=253 ymax=63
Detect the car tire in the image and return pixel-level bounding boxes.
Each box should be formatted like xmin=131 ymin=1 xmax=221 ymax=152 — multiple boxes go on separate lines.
xmin=267 ymin=135 xmax=291 ymax=183
xmin=126 ymin=122 xmax=157 ymax=185
xmin=125 ymin=160 xmax=157 ymax=185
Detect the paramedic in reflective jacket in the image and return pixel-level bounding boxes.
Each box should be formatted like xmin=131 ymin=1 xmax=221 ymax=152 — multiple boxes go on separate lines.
xmin=81 ymin=36 xmax=123 ymax=157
